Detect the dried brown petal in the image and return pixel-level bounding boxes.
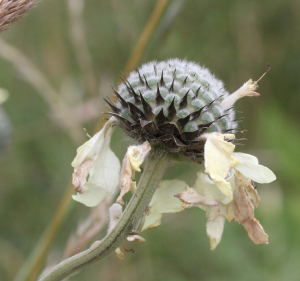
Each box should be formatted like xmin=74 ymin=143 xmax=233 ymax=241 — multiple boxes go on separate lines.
xmin=72 ymin=159 xmax=93 ymax=193
xmin=233 ymin=177 xmax=268 ymax=245
xmin=117 ymin=142 xmax=151 ymax=205
xmin=175 ymin=186 xmax=218 ymax=208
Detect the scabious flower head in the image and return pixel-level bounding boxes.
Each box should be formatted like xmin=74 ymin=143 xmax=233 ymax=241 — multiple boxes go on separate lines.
xmin=71 ymin=59 xmax=276 ymax=250
xmin=106 ymin=59 xmax=240 ymax=163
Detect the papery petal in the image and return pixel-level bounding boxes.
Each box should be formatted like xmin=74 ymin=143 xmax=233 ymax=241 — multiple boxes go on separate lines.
xmin=242 ymin=219 xmax=268 ymax=245
xmin=175 ymin=186 xmax=218 ymax=209
xmin=194 ymin=171 xmax=235 ymax=205
xmin=117 ymin=142 xmax=151 ymax=205
xmin=209 ymin=173 xmax=232 ymax=198
xmin=203 ymin=132 xmax=239 ymax=197
xmin=72 ymin=183 xmax=109 ymax=207
xmin=142 ymin=180 xmax=186 ymax=231
xmin=233 ymin=152 xmax=276 ymax=183
xmin=72 ymin=118 xmax=120 ymax=206
xmin=233 ymin=178 xmax=268 ymax=244
xmin=220 ymin=79 xmax=260 ymax=110
xmin=235 ymin=170 xmax=260 ymax=207
xmin=206 ymin=205 xmax=227 ymax=250
xmin=72 ymin=131 xmax=121 ymax=206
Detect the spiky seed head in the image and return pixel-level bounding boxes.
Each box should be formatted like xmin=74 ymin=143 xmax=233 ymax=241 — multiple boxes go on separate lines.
xmin=106 ymin=59 xmax=238 ymax=163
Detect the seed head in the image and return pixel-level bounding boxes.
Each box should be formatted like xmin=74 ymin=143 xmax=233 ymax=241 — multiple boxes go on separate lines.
xmin=105 ymin=59 xmax=239 ymax=163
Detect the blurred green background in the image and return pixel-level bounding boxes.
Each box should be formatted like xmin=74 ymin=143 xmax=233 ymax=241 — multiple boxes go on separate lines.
xmin=0 ymin=0 xmax=299 ymax=280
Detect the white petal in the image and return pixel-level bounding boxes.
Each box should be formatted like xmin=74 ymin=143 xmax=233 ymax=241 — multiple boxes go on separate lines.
xmin=72 ymin=183 xmax=108 ymax=207
xmin=233 ymin=152 xmax=276 ymax=183
xmin=206 ymin=205 xmax=227 ymax=250
xmin=142 ymin=180 xmax=186 ymax=231
xmin=88 ymin=139 xmax=121 ymax=195
xmin=108 ymin=203 xmax=123 ymax=233
xmin=72 ymin=118 xmax=121 ymax=206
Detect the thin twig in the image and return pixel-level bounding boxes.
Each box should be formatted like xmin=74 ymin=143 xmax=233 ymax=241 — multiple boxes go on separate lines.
xmin=0 ymin=0 xmax=36 ymax=33
xmin=14 ymin=185 xmax=75 ymax=281
xmin=122 ymin=0 xmax=170 ymax=76
xmin=0 ymin=38 xmax=85 ymax=144
xmin=67 ymin=0 xmax=98 ymax=98
xmin=63 ymin=195 xmax=114 ymax=259
xmin=98 ymin=0 xmax=170 ymax=131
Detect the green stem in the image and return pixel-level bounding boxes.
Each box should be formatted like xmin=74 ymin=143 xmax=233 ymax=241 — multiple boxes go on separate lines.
xmin=39 ymin=151 xmax=172 ymax=281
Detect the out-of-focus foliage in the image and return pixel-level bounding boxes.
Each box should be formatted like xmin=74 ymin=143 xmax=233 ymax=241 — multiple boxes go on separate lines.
xmin=0 ymin=0 xmax=299 ymax=280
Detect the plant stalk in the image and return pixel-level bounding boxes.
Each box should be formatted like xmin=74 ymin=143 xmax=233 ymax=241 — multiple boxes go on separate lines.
xmin=39 ymin=151 xmax=172 ymax=281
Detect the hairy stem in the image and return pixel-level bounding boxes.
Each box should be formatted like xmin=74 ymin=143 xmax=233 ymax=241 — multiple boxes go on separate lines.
xmin=39 ymin=151 xmax=172 ymax=281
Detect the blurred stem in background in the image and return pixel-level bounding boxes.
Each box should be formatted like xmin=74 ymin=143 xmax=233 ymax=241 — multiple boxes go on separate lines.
xmin=67 ymin=0 xmax=98 ymax=98
xmin=0 ymin=38 xmax=86 ymax=144
xmin=13 ymin=0 xmax=172 ymax=280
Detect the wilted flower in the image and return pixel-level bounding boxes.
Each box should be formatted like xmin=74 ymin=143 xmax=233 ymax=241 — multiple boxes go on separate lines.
xmin=175 ymin=139 xmax=276 ymax=250
xmin=71 ymin=59 xmax=275 ymax=251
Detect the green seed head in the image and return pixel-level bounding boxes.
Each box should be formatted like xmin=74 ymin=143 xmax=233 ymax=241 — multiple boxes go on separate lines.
xmin=105 ymin=59 xmax=238 ymax=163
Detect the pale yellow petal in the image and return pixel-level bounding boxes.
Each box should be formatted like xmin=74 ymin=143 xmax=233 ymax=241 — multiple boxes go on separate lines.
xmin=206 ymin=205 xmax=227 ymax=250
xmin=210 ymin=173 xmax=232 ymax=198
xmin=203 ymin=132 xmax=239 ymax=197
xmin=194 ymin=171 xmax=235 ymax=205
xmin=115 ymin=248 xmax=125 ymax=259
xmin=142 ymin=180 xmax=186 ymax=231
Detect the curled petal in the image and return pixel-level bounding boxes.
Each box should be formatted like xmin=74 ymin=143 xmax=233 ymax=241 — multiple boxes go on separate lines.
xmin=220 ymin=79 xmax=260 ymax=110
xmin=233 ymin=152 xmax=276 ymax=184
xmin=142 ymin=180 xmax=186 ymax=231
xmin=203 ymin=133 xmax=239 ymax=197
xmin=72 ymin=159 xmax=93 ymax=193
xmin=233 ymin=179 xmax=268 ymax=244
xmin=242 ymin=219 xmax=268 ymax=245
xmin=175 ymin=186 xmax=218 ymax=209
xmin=117 ymin=142 xmax=151 ymax=205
